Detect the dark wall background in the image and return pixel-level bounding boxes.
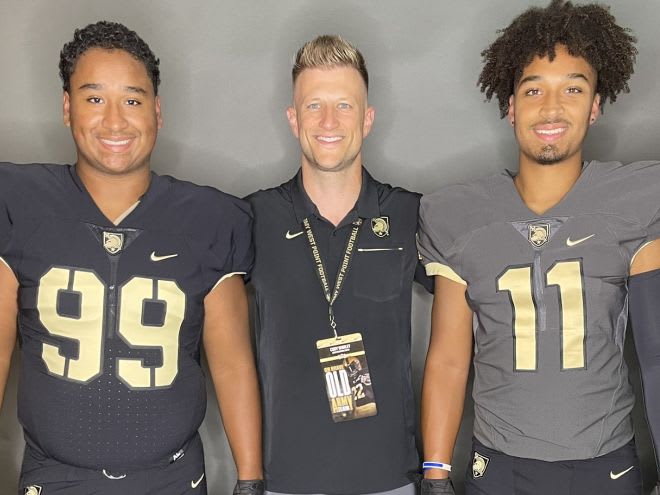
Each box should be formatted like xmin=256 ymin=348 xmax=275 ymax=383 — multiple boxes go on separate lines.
xmin=0 ymin=1 xmax=658 ymax=493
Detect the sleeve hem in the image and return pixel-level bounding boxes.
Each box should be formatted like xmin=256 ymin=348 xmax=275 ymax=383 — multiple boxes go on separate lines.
xmin=425 ymin=262 xmax=466 ymax=285
xmin=210 ymin=271 xmax=246 ymax=292
xmin=0 ymin=256 xmax=9 ymax=270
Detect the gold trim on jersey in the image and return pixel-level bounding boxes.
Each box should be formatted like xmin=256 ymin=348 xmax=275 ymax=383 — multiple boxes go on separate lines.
xmin=425 ymin=262 xmax=466 ymax=285
xmin=630 ymin=240 xmax=654 ymax=268
xmin=210 ymin=271 xmax=247 ymax=293
xmin=113 ymin=200 xmax=141 ymax=226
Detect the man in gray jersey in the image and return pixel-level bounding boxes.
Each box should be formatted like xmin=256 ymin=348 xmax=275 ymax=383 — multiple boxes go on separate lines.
xmin=417 ymin=1 xmax=660 ymax=495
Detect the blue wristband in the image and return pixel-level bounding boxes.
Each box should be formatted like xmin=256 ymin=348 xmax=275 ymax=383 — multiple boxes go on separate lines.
xmin=422 ymin=461 xmax=452 ymax=472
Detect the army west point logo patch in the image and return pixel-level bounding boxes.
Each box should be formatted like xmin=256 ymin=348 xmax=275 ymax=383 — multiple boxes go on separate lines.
xmin=25 ymin=486 xmax=42 ymax=495
xmin=472 ymin=451 xmax=490 ymax=479
xmin=528 ymin=223 xmax=550 ymax=247
xmin=371 ymin=216 xmax=390 ymax=237
xmin=103 ymin=232 xmax=124 ymax=255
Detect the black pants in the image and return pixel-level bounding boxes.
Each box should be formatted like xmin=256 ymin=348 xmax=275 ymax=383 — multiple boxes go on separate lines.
xmin=465 ymin=438 xmax=642 ymax=495
xmin=19 ymin=433 xmax=207 ymax=495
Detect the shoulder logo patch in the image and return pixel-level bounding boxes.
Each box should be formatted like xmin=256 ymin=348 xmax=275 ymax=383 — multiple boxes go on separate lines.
xmin=371 ymin=216 xmax=390 ymax=237
xmin=103 ymin=232 xmax=124 ymax=255
xmin=472 ymin=451 xmax=490 ymax=479
xmin=528 ymin=223 xmax=550 ymax=247
xmin=25 ymin=487 xmax=42 ymax=495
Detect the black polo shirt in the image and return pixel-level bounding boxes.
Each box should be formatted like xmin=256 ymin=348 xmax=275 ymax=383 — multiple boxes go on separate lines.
xmin=247 ymin=168 xmax=429 ymax=495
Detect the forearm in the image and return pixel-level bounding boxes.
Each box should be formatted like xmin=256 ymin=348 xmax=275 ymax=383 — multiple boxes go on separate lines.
xmin=210 ymin=358 xmax=263 ymax=479
xmin=421 ymin=357 xmax=469 ymax=479
xmin=203 ymin=276 xmax=263 ymax=480
xmin=629 ymin=268 xmax=660 ymax=479
xmin=0 ymin=263 xmax=18 ymax=410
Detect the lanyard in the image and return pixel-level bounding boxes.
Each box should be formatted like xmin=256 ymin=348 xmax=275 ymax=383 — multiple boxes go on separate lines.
xmin=302 ymin=216 xmax=363 ymax=338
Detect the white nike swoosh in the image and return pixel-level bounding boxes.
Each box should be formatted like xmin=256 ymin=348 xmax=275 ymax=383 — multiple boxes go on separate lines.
xmin=102 ymin=469 xmax=127 ymax=480
xmin=610 ymin=466 xmax=634 ymax=480
xmin=150 ymin=252 xmax=179 ymax=262
xmin=285 ymin=230 xmax=304 ymax=239
xmin=191 ymin=473 xmax=205 ymax=488
xmin=357 ymin=247 xmax=404 ymax=252
xmin=566 ymin=234 xmax=595 ymax=247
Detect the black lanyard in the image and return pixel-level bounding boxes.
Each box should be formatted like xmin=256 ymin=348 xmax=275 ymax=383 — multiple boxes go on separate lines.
xmin=302 ymin=216 xmax=363 ymax=338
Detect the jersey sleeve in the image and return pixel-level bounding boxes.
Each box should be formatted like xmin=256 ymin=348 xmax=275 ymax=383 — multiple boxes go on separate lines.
xmin=206 ymin=197 xmax=254 ymax=292
xmin=417 ymin=191 xmax=466 ymax=285
xmin=0 ymin=165 xmax=15 ymax=270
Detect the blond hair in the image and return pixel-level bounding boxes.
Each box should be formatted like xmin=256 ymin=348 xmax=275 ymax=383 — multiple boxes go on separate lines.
xmin=292 ymin=35 xmax=368 ymax=90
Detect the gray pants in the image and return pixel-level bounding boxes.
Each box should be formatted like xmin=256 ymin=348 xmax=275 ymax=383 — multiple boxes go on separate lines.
xmin=266 ymin=482 xmax=416 ymax=495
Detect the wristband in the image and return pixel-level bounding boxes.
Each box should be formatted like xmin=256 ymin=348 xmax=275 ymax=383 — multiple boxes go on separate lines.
xmin=423 ymin=461 xmax=452 ymax=472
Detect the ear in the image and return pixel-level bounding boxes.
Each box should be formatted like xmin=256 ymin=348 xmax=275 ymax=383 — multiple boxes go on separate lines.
xmin=589 ymin=93 xmax=601 ymax=125
xmin=286 ymin=106 xmax=299 ymax=138
xmin=155 ymin=96 xmax=163 ymax=129
xmin=507 ymin=95 xmax=515 ymax=127
xmin=63 ymin=91 xmax=71 ymax=127
xmin=362 ymin=106 xmax=375 ymax=137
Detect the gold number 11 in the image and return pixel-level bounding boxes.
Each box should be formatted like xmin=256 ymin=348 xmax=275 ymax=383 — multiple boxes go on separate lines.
xmin=497 ymin=260 xmax=586 ymax=371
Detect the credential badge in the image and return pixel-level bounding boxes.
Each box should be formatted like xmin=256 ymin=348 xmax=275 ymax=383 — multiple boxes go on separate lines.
xmin=528 ymin=223 xmax=550 ymax=247
xmin=371 ymin=216 xmax=390 ymax=237
xmin=25 ymin=486 xmax=42 ymax=495
xmin=472 ymin=451 xmax=489 ymax=479
xmin=103 ymin=232 xmax=124 ymax=255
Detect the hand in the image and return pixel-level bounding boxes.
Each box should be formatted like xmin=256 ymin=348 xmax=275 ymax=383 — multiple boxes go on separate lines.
xmin=421 ymin=478 xmax=455 ymax=495
xmin=233 ymin=480 xmax=265 ymax=495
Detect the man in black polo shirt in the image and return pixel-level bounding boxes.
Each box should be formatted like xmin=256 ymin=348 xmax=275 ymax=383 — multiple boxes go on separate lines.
xmin=247 ymin=35 xmax=430 ymax=495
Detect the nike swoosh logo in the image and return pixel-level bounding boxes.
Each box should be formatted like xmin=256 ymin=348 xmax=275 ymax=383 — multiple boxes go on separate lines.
xmin=150 ymin=252 xmax=179 ymax=262
xmin=610 ymin=466 xmax=634 ymax=480
xmin=566 ymin=234 xmax=595 ymax=247
xmin=285 ymin=230 xmax=304 ymax=239
xmin=191 ymin=473 xmax=205 ymax=488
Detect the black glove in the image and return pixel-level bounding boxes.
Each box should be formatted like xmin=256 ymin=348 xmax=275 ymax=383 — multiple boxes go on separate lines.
xmin=421 ymin=478 xmax=455 ymax=495
xmin=233 ymin=479 xmax=264 ymax=495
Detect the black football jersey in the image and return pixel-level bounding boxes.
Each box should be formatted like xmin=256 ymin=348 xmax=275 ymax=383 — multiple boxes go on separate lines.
xmin=0 ymin=163 xmax=253 ymax=471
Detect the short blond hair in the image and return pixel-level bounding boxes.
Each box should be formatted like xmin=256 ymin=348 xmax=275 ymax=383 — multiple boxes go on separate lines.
xmin=292 ymin=35 xmax=369 ymax=90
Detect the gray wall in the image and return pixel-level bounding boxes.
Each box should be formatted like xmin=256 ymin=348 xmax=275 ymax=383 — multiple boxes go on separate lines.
xmin=1 ymin=1 xmax=659 ymax=493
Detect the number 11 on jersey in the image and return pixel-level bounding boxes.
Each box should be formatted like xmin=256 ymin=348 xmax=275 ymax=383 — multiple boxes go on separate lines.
xmin=497 ymin=259 xmax=586 ymax=372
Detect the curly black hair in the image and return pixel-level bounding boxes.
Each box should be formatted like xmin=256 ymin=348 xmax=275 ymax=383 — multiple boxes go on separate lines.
xmin=59 ymin=21 xmax=160 ymax=95
xmin=478 ymin=0 xmax=637 ymax=118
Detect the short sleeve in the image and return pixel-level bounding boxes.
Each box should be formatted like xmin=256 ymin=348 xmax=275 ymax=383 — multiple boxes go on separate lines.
xmin=417 ymin=193 xmax=466 ymax=285
xmin=207 ymin=197 xmax=254 ymax=292
xmin=0 ymin=173 xmax=13 ymax=269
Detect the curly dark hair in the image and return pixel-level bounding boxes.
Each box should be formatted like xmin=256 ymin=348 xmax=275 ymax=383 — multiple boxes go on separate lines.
xmin=59 ymin=21 xmax=160 ymax=95
xmin=478 ymin=0 xmax=637 ymax=118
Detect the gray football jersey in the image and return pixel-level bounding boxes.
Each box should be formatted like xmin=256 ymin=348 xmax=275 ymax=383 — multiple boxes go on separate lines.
xmin=418 ymin=160 xmax=660 ymax=461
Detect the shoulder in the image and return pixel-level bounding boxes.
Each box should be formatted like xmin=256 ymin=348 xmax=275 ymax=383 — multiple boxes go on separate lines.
xmin=244 ymin=178 xmax=293 ymax=211
xmin=586 ymin=159 xmax=660 ymax=186
xmin=420 ymin=173 xmax=499 ymax=226
xmin=0 ymin=162 xmax=68 ymax=189
xmin=158 ymin=174 xmax=252 ymax=230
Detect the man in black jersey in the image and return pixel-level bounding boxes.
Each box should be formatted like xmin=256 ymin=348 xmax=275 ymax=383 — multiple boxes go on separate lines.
xmin=0 ymin=21 xmax=263 ymax=495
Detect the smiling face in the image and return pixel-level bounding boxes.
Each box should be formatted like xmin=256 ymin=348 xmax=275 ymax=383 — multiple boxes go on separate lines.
xmin=63 ymin=48 xmax=162 ymax=177
xmin=508 ymin=44 xmax=600 ymax=168
xmin=287 ymin=66 xmax=374 ymax=174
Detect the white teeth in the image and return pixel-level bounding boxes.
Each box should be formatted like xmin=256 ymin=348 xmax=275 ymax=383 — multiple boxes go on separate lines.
xmin=317 ymin=136 xmax=342 ymax=143
xmin=536 ymin=128 xmax=565 ymax=135
xmin=101 ymin=138 xmax=131 ymax=145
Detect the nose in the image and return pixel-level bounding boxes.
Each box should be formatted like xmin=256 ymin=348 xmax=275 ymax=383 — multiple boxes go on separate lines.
xmin=319 ymin=106 xmax=339 ymax=130
xmin=102 ymin=101 xmax=129 ymax=131
xmin=539 ymin=91 xmax=564 ymax=121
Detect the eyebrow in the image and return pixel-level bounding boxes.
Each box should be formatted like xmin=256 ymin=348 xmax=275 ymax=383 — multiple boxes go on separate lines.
xmin=77 ymin=83 xmax=148 ymax=95
xmin=517 ymin=72 xmax=591 ymax=88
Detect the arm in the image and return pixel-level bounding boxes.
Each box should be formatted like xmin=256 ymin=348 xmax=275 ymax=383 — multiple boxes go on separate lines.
xmin=203 ymin=275 xmax=263 ymax=483
xmin=421 ymin=275 xmax=473 ymax=481
xmin=0 ymin=261 xmax=18 ymax=410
